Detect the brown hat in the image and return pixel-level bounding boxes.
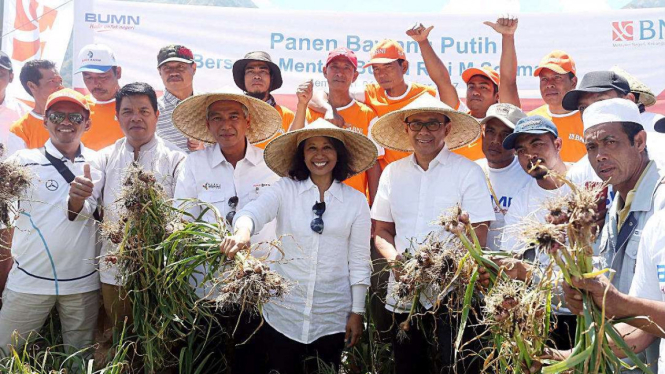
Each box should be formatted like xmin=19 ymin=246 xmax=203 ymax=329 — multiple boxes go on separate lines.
xmin=264 ymin=119 xmax=378 ymax=179
xmin=610 ymin=66 xmax=657 ymax=107
xmin=172 ymin=92 xmax=282 ymax=145
xmin=232 ymin=51 xmax=283 ymax=92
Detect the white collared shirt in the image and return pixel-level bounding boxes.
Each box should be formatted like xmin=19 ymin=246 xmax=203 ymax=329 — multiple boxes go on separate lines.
xmin=371 ymin=146 xmax=495 ymax=313
xmin=235 ymin=177 xmax=371 ymax=344
xmin=173 ymin=141 xmax=279 ymax=298
xmin=95 ymin=135 xmax=185 ymax=285
xmin=5 ymin=140 xmax=101 ymax=295
xmin=0 ymin=95 xmax=29 ymax=160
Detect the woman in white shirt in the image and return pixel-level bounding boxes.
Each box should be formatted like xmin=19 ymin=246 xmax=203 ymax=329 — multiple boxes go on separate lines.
xmin=219 ymin=118 xmax=377 ymax=374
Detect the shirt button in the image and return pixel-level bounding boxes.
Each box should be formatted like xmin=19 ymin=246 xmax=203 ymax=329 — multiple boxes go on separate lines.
xmin=628 ymin=222 xmax=633 ymax=227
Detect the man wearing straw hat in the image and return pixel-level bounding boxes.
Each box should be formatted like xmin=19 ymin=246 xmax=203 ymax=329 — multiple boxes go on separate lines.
xmin=370 ymin=94 xmax=494 ymax=373
xmin=172 ymin=91 xmax=282 ymax=373
xmin=232 ymin=51 xmax=295 ymax=149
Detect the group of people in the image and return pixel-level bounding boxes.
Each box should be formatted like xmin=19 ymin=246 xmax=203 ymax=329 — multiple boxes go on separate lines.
xmin=0 ymin=15 xmax=664 ymax=374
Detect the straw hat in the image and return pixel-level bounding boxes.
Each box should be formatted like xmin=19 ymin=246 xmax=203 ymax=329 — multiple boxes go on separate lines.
xmin=172 ymin=92 xmax=282 ymax=144
xmin=610 ymin=66 xmax=656 ymax=107
xmin=264 ymin=119 xmax=378 ymax=179
xmin=370 ymin=94 xmax=481 ymax=152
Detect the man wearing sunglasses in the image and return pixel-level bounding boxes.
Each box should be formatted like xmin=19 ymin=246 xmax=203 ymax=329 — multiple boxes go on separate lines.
xmin=0 ymin=88 xmax=101 ymax=352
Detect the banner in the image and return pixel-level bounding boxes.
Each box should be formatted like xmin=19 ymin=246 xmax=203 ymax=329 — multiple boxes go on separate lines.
xmin=1 ymin=0 xmax=74 ymax=103
xmin=58 ymin=2 xmax=665 ymax=113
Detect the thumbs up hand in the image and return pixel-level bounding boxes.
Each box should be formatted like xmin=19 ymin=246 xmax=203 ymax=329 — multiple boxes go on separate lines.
xmin=70 ymin=163 xmax=95 ymax=204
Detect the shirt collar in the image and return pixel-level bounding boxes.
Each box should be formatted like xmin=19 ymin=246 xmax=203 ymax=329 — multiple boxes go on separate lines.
xmin=29 ymin=111 xmax=44 ymax=120
xmin=629 ymin=161 xmax=662 ymax=212
xmin=297 ymin=177 xmax=344 ymax=202
xmin=44 ymin=139 xmax=84 ymax=161
xmin=209 ymin=139 xmax=258 ymax=167
xmin=122 ymin=135 xmax=158 ymax=153
xmin=409 ymin=145 xmax=451 ymax=171
xmin=162 ymin=89 xmax=189 ymax=106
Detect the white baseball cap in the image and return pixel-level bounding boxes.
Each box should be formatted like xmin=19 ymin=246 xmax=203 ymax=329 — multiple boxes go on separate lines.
xmin=581 ymin=98 xmax=643 ymax=132
xmin=76 ymin=44 xmax=117 ymax=74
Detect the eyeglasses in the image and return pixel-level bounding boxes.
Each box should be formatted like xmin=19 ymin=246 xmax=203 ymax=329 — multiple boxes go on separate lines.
xmin=310 ymin=201 xmax=326 ymax=234
xmin=225 ymin=196 xmax=238 ymax=225
xmin=48 ymin=112 xmax=85 ymax=125
xmin=405 ymin=120 xmax=445 ymax=132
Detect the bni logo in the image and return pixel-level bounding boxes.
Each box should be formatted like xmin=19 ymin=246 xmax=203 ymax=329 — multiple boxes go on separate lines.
xmin=612 ymin=21 xmax=634 ymax=41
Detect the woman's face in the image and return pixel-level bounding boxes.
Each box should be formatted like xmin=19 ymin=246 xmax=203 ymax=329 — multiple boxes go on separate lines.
xmin=303 ymin=136 xmax=338 ymax=178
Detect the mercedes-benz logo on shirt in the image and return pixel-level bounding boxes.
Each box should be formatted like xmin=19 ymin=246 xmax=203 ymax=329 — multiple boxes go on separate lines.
xmin=45 ymin=180 xmax=59 ymax=191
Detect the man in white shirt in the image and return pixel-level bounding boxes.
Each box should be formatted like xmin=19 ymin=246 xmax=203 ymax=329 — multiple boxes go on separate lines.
xmin=475 ymin=103 xmax=531 ymax=251
xmin=0 ymin=51 xmax=29 ymax=160
xmin=370 ymin=94 xmax=494 ymax=374
xmin=0 ymin=89 xmax=101 ymax=352
xmin=172 ymin=91 xmax=281 ymax=373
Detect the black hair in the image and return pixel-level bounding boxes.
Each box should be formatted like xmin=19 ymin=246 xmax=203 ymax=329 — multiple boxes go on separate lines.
xmin=19 ymin=59 xmax=56 ymax=97
xmin=115 ymin=82 xmax=158 ymax=114
xmin=111 ymin=66 xmax=119 ymax=77
xmin=396 ymin=59 xmax=406 ymax=67
xmin=288 ymin=137 xmax=352 ymax=182
xmin=567 ymin=72 xmax=575 ymax=80
xmin=620 ymin=121 xmax=645 ymax=146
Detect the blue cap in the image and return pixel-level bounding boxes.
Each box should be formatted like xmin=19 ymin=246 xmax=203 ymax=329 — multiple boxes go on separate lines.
xmin=502 ymin=115 xmax=559 ymax=150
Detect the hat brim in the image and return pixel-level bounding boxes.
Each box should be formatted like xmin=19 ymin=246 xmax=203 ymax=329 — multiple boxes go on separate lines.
xmin=562 ymin=87 xmax=616 ymax=111
xmin=362 ymin=57 xmax=400 ymax=68
xmin=158 ymin=57 xmax=194 ymax=67
xmin=502 ymin=129 xmax=551 ymax=150
xmin=655 ymin=117 xmax=665 ymax=134
xmin=76 ymin=65 xmax=114 ymax=74
xmin=0 ymin=63 xmax=12 ymax=71
xmin=480 ymin=115 xmax=516 ymax=130
xmin=264 ymin=120 xmax=378 ymax=179
xmin=172 ymin=93 xmax=282 ymax=145
xmin=533 ymin=64 xmax=572 ymax=77
xmin=609 ymin=66 xmax=657 ymax=107
xmin=46 ymin=96 xmax=90 ymax=112
xmin=232 ymin=58 xmax=283 ymax=92
xmin=462 ymin=68 xmax=499 ymax=86
xmin=371 ymin=103 xmax=481 ymax=152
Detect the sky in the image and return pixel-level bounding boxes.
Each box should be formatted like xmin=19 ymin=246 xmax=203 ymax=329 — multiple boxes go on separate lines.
xmin=255 ymin=0 xmax=634 ymax=13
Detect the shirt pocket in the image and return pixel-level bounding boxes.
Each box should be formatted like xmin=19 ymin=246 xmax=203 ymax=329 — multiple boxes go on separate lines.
xmin=197 ymin=190 xmax=231 ymax=222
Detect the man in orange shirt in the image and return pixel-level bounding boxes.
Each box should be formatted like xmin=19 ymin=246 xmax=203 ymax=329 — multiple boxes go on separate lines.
xmin=407 ymin=17 xmax=521 ymax=161
xmin=232 ymin=51 xmax=294 ymax=149
xmin=528 ymin=50 xmax=586 ymax=163
xmin=76 ymin=44 xmax=125 ymax=151
xmin=290 ymin=48 xmax=382 ymax=204
xmin=9 ymin=60 xmax=64 ymax=150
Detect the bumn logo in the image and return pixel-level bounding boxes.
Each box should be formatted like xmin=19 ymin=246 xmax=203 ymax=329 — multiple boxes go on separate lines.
xmin=612 ymin=21 xmax=634 ymax=41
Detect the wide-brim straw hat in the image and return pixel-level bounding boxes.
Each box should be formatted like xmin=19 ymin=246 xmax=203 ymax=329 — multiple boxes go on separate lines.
xmin=264 ymin=118 xmax=378 ymax=179
xmin=172 ymin=92 xmax=282 ymax=144
xmin=371 ymin=94 xmax=481 ymax=152
xmin=610 ymin=66 xmax=656 ymax=107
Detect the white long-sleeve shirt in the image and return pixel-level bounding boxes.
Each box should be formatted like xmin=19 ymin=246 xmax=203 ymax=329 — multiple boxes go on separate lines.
xmin=235 ymin=177 xmax=371 ymax=344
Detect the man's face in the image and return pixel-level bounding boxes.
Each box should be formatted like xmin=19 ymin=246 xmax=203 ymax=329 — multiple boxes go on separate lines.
xmin=158 ymin=61 xmax=196 ymax=92
xmin=117 ymin=94 xmax=159 ymax=147
xmin=323 ymin=59 xmax=358 ymax=91
xmin=405 ymin=112 xmax=451 ymax=159
xmin=514 ymin=133 xmax=562 ymax=179
xmin=577 ymin=90 xmax=623 ymax=114
xmin=82 ymin=68 xmax=121 ymax=102
xmin=482 ymin=119 xmax=515 ymax=165
xmin=538 ymin=69 xmax=577 ymax=107
xmin=371 ymin=60 xmax=407 ymax=92
xmin=466 ymin=75 xmax=499 ymax=114
xmin=584 ymin=122 xmax=646 ymax=188
xmin=243 ymin=61 xmax=271 ymax=96
xmin=31 ymin=68 xmax=64 ymax=103
xmin=206 ymin=100 xmax=250 ymax=150
xmin=44 ymin=101 xmax=90 ymax=148
xmin=0 ymin=67 xmax=13 ymax=95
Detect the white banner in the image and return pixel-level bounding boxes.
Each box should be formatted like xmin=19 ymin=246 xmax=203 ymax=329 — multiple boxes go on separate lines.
xmin=1 ymin=0 xmax=74 ymax=103
xmin=68 ymin=1 xmax=665 ymax=113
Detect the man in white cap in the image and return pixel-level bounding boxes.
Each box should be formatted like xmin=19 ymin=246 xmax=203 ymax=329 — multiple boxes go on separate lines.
xmin=475 ymin=103 xmax=531 ymax=251
xmin=371 ymin=94 xmax=494 ymax=373
xmin=172 ymin=92 xmax=281 ymax=373
xmin=76 ymin=44 xmax=125 ymax=150
xmin=0 ymin=51 xmax=29 ymax=160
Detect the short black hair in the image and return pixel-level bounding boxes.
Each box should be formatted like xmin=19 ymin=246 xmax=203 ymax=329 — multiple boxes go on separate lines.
xmin=289 ymin=137 xmax=352 ymax=182
xmin=19 ymin=59 xmax=56 ymax=97
xmin=115 ymin=82 xmax=158 ymax=114
xmin=396 ymin=59 xmax=406 ymax=67
xmin=620 ymin=121 xmax=645 ymax=146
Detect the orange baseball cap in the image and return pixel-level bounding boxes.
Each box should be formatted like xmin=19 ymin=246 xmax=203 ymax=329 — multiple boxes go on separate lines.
xmin=533 ymin=50 xmax=576 ymax=77
xmin=45 ymin=88 xmax=90 ymax=112
xmin=462 ymin=66 xmax=500 ymax=86
xmin=363 ymin=39 xmax=407 ymax=68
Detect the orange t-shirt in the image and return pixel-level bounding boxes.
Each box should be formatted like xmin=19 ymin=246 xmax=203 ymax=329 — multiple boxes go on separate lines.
xmin=255 ymin=104 xmax=295 ymax=149
xmin=9 ymin=112 xmax=49 ymax=149
xmin=450 ymin=101 xmax=485 ymax=161
xmin=80 ymin=99 xmax=124 ymax=151
xmin=528 ymin=105 xmax=586 ymax=163
xmin=364 ymin=82 xmax=436 ymax=168
xmin=306 ymin=101 xmax=377 ymax=195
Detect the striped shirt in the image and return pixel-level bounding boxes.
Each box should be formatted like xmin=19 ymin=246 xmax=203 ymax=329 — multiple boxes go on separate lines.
xmin=157 ymin=89 xmax=193 ymax=153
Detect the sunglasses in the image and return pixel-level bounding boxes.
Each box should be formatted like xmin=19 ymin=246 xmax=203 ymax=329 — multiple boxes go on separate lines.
xmin=405 ymin=120 xmax=445 ymax=132
xmin=225 ymin=196 xmax=238 ymax=225
xmin=48 ymin=112 xmax=85 ymax=125
xmin=311 ymin=201 xmax=326 ymax=234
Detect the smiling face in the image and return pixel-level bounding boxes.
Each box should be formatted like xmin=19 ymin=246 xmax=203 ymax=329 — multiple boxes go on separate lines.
xmin=538 ymin=69 xmax=577 ymax=107
xmin=117 ymin=94 xmax=159 ymax=148
xmin=44 ymin=101 xmax=90 ymax=148
xmin=323 ymin=58 xmax=358 ymax=92
xmin=482 ymin=118 xmax=515 ymax=167
xmin=158 ymin=61 xmax=196 ymax=93
xmin=371 ymin=60 xmax=407 ymax=92
xmin=405 ymin=112 xmax=451 ymax=160
xmin=82 ymin=68 xmax=121 ymax=102
xmin=513 ymin=133 xmax=562 ymax=179
xmin=584 ymin=122 xmax=647 ymax=191
xmin=206 ymin=100 xmax=250 ymax=150
xmin=243 ymin=61 xmax=271 ymax=97
xmin=466 ymin=75 xmax=498 ymax=115
xmin=303 ymin=136 xmax=338 ymax=179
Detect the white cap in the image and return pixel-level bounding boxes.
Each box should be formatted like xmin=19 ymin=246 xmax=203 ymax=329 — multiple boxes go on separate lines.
xmin=582 ymin=98 xmax=642 ymax=132
xmin=76 ymin=44 xmax=117 ymax=74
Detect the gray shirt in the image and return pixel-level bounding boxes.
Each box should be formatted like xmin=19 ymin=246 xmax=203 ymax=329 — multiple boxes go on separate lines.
xmin=157 ymin=89 xmax=192 ymax=153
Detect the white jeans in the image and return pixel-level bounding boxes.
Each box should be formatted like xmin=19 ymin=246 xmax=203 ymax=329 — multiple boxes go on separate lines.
xmin=0 ymin=288 xmax=99 ymax=354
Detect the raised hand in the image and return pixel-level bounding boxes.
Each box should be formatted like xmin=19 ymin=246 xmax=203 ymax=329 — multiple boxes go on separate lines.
xmin=69 ymin=163 xmax=94 ymax=204
xmin=296 ymin=79 xmax=314 ymax=106
xmin=484 ymin=16 xmax=518 ymax=36
xmin=406 ymin=23 xmax=434 ymax=43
